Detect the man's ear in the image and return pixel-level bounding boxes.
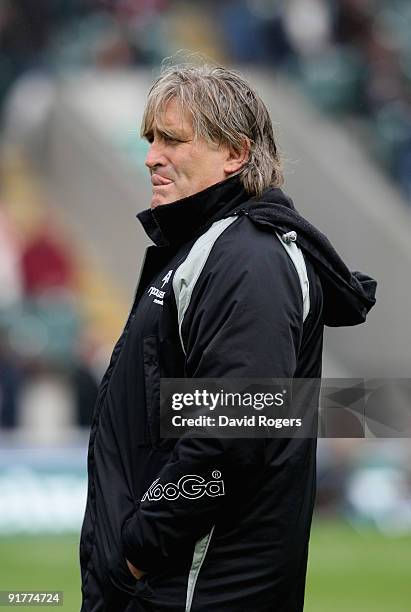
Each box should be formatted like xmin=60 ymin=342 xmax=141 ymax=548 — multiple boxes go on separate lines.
xmin=223 ymin=137 xmax=251 ymax=175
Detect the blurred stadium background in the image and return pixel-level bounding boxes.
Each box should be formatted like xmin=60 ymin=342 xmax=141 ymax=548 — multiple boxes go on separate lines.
xmin=0 ymin=0 xmax=410 ymax=610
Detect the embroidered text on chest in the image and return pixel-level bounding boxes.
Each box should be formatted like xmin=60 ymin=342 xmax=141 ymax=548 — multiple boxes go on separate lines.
xmin=147 ymin=269 xmax=173 ymax=306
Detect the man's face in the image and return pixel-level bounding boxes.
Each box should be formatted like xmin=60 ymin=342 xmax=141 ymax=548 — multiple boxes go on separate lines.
xmin=144 ymin=98 xmax=233 ymax=208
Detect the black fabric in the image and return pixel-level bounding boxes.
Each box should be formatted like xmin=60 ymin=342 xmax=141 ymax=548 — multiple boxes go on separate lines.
xmin=80 ymin=175 xmax=377 ymax=612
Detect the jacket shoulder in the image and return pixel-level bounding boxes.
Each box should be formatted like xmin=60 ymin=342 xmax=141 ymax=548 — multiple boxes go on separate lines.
xmin=209 ymin=213 xmax=298 ymax=265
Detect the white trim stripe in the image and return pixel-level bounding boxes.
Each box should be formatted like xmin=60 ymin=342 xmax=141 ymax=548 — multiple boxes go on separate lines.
xmin=185 ymin=526 xmax=215 ymax=612
xmin=172 ymin=218 xmax=311 ymax=359
xmin=275 ymin=231 xmax=310 ymax=322
xmin=173 ymin=216 xmax=238 ymax=354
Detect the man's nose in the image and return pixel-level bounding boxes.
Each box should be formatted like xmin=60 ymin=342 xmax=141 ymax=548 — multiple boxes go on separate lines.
xmin=145 ymin=141 xmax=166 ymax=170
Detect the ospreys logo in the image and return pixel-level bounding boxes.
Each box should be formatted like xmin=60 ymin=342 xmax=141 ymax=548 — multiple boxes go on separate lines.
xmin=147 ymin=269 xmax=173 ymax=306
xmin=141 ymin=471 xmax=225 ymax=502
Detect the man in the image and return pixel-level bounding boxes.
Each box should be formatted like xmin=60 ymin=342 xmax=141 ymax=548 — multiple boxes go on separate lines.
xmin=80 ymin=63 xmax=376 ymax=612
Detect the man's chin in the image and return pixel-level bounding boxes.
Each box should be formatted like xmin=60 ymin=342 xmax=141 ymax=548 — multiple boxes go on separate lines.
xmin=151 ymin=190 xmax=177 ymax=209
xmin=151 ymin=197 xmax=170 ymax=209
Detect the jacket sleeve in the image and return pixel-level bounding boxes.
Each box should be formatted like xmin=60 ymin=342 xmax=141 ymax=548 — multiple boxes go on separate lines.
xmin=121 ymin=222 xmax=304 ymax=572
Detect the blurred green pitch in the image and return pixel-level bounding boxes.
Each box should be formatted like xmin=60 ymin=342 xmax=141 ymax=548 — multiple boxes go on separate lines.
xmin=0 ymin=521 xmax=410 ymax=611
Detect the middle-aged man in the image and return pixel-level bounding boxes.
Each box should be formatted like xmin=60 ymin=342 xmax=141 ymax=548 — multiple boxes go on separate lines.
xmin=80 ymin=63 xmax=377 ymax=612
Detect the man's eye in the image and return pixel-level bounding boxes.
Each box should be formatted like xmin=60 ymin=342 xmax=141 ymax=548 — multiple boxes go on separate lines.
xmin=164 ymin=135 xmax=179 ymax=143
xmin=144 ymin=134 xmax=182 ymax=144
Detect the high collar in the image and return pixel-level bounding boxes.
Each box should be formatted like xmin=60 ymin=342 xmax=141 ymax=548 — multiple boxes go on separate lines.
xmin=137 ymin=175 xmax=250 ymax=246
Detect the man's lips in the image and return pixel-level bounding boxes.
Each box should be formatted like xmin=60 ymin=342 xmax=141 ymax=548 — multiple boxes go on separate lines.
xmin=151 ymin=174 xmax=173 ymax=186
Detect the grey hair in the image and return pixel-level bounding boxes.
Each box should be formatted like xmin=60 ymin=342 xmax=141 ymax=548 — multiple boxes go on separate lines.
xmin=141 ymin=62 xmax=283 ymax=197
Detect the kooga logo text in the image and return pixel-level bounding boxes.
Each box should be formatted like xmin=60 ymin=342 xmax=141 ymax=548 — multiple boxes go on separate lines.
xmin=141 ymin=471 xmax=225 ymax=502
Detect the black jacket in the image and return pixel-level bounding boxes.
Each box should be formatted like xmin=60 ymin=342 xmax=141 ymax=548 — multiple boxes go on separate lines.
xmin=80 ymin=176 xmax=376 ymax=612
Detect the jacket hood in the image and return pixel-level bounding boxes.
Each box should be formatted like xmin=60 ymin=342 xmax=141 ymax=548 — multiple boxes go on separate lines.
xmin=242 ymin=186 xmax=377 ymax=327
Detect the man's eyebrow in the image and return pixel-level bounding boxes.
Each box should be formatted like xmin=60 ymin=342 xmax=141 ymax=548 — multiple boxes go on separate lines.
xmin=143 ymin=126 xmax=189 ymax=141
xmin=159 ymin=127 xmax=181 ymax=138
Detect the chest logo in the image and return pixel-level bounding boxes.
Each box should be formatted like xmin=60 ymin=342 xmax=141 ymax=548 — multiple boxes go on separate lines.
xmin=147 ymin=269 xmax=174 ymax=306
xmin=161 ymin=270 xmax=173 ymax=288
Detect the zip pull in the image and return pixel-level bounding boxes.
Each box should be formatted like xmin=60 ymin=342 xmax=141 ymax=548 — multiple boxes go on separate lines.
xmin=282 ymin=230 xmax=297 ymax=244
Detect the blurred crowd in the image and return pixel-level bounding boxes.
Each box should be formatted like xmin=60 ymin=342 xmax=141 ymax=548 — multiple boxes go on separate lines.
xmin=0 ymin=0 xmax=410 ymax=200
xmin=0 ymin=0 xmax=169 ymax=91
xmin=0 ymin=193 xmax=102 ymax=432
xmin=217 ymin=0 xmax=411 ymax=202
